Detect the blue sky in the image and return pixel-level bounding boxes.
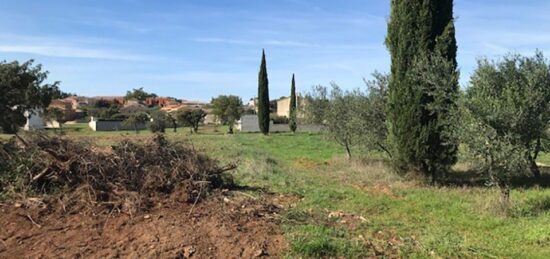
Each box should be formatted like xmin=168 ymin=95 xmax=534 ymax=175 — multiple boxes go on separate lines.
xmin=0 ymin=0 xmax=549 ymax=101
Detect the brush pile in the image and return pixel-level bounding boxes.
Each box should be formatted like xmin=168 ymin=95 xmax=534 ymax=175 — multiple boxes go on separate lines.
xmin=0 ymin=134 xmax=236 ymax=214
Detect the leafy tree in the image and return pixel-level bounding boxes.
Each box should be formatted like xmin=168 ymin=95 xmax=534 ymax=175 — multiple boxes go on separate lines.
xmin=289 ymin=74 xmax=297 ymax=133
xmin=45 ymin=107 xmax=67 ymax=132
xmin=460 ymin=100 xmax=528 ymax=206
xmin=168 ymin=113 xmax=178 ymax=133
xmin=386 ymin=0 xmax=458 ymax=177
xmin=305 ymin=74 xmax=392 ymax=160
xmin=148 ymin=111 xmax=169 ymax=133
xmin=176 ymin=109 xmax=207 ymax=134
xmin=302 ymin=85 xmax=329 ymax=125
xmin=211 ymin=95 xmax=244 ymax=134
xmin=323 ymin=85 xmax=363 ymax=159
xmin=125 ymin=87 xmax=157 ymax=101
xmin=358 ymin=72 xmax=391 ymax=157
xmin=0 ymin=60 xmax=60 ymax=133
xmin=258 ymin=49 xmax=270 ymax=135
xmin=123 ymin=112 xmax=149 ymax=134
xmin=464 ymin=52 xmax=550 ymax=185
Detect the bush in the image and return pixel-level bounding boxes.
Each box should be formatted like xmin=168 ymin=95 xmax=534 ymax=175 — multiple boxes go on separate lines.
xmin=270 ymin=114 xmax=289 ymax=124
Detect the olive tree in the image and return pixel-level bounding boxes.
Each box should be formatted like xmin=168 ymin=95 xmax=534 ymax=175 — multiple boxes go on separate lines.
xmin=304 ymin=73 xmax=391 ymax=160
xmin=302 ymin=85 xmax=329 ymax=125
xmin=176 ymin=108 xmax=207 ymax=134
xmin=123 ymin=112 xmax=149 ymax=134
xmin=323 ymin=84 xmax=362 ymax=159
xmin=211 ymin=95 xmax=244 ymax=134
xmin=358 ymin=72 xmax=391 ymax=157
xmin=148 ymin=111 xmax=169 ymax=133
xmin=463 ymin=52 xmax=550 ymax=203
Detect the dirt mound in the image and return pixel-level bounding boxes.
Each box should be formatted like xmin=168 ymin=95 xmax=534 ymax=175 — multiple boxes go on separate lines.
xmin=1 ymin=134 xmax=236 ymax=214
xmin=0 ymin=192 xmax=288 ymax=258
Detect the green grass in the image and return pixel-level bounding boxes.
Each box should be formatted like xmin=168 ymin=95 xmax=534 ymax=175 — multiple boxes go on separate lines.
xmin=4 ymin=123 xmax=550 ymax=257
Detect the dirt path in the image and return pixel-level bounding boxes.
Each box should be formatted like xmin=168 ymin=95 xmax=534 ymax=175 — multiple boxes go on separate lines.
xmin=0 ymin=193 xmax=288 ymax=258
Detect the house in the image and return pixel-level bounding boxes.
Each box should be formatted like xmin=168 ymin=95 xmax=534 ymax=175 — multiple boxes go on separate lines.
xmin=276 ymin=96 xmax=304 ymax=118
xmin=276 ymin=97 xmax=292 ymax=118
xmin=145 ymin=97 xmax=179 ymax=107
xmin=48 ymin=99 xmax=80 ymax=121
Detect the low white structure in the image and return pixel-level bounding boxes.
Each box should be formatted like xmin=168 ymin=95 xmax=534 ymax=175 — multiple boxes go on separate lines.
xmin=236 ymin=114 xmax=322 ymax=133
xmin=23 ymin=109 xmax=45 ymax=130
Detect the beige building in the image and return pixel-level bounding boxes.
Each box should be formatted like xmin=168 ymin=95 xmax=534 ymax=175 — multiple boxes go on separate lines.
xmin=276 ymin=97 xmax=291 ymax=117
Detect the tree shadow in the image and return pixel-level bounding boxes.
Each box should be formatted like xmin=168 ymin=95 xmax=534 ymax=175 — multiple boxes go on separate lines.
xmin=436 ymin=166 xmax=550 ymax=188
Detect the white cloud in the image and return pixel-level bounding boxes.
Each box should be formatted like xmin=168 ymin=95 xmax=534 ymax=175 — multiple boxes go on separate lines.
xmin=0 ymin=44 xmax=145 ymax=61
xmin=0 ymin=34 xmax=147 ymax=61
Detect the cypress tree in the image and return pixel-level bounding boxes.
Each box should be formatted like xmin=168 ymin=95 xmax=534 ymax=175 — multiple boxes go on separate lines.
xmin=386 ymin=0 xmax=458 ymax=178
xmin=258 ymin=49 xmax=270 ymax=135
xmin=289 ymin=74 xmax=297 ymax=133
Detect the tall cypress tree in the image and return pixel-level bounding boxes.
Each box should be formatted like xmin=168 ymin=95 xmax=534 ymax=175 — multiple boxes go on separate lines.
xmin=386 ymin=0 xmax=458 ymax=178
xmin=289 ymin=74 xmax=297 ymax=133
xmin=258 ymin=49 xmax=270 ymax=135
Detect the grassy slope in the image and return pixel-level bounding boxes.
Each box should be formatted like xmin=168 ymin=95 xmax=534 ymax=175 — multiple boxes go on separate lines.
xmin=4 ymin=124 xmax=550 ymax=257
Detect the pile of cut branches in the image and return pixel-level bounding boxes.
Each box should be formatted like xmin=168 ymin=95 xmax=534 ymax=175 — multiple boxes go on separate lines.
xmin=0 ymin=133 xmax=236 ymax=214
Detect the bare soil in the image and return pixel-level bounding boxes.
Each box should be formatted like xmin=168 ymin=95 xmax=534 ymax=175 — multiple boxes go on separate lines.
xmin=0 ymin=192 xmax=289 ymax=258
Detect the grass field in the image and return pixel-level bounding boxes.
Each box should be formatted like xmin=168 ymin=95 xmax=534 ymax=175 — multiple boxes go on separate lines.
xmin=3 ymin=123 xmax=550 ymax=257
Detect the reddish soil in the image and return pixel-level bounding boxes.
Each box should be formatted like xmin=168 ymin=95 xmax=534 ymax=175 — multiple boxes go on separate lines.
xmin=0 ymin=192 xmax=288 ymax=258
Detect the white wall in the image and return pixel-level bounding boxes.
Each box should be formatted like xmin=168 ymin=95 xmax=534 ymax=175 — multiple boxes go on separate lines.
xmin=23 ymin=109 xmax=45 ymax=130
xmin=236 ymin=114 xmax=322 ymax=133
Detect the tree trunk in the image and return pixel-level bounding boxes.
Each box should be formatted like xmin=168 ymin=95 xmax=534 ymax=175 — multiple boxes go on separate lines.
xmin=531 ymin=138 xmax=542 ymax=178
xmin=376 ymin=142 xmax=392 ymax=158
xmin=500 ymin=184 xmax=511 ymax=209
xmin=345 ymin=143 xmax=352 ymax=160
xmin=530 ymin=158 xmax=541 ymax=178
xmin=228 ymin=125 xmax=234 ymax=134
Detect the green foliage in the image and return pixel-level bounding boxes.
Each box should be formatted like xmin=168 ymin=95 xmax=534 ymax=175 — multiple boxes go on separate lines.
xmin=386 ymin=0 xmax=458 ymax=177
xmin=359 ymin=72 xmax=391 ymax=157
xmin=0 ymin=60 xmax=60 ymax=133
xmin=258 ymin=49 xmax=270 ymax=135
xmin=303 ymin=85 xmax=329 ymax=125
xmin=125 ymin=87 xmax=157 ymax=101
xmin=289 ymin=74 xmax=297 ymax=132
xmin=176 ymin=109 xmax=207 ymax=133
xmin=463 ymin=52 xmax=550 ymax=202
xmin=148 ymin=111 xmax=169 ymax=133
xmin=123 ymin=112 xmax=149 ymax=133
xmin=270 ymin=114 xmax=289 ymax=124
xmin=323 ymin=84 xmax=363 ymax=159
xmin=210 ymin=95 xmax=244 ymax=134
xmin=303 ymin=73 xmax=390 ymax=160
xmin=397 ymin=54 xmax=460 ymax=178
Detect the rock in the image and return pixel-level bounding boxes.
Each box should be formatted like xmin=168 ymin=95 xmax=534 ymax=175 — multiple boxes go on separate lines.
xmin=183 ymin=245 xmax=196 ymax=257
xmin=254 ymin=248 xmax=267 ymax=257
